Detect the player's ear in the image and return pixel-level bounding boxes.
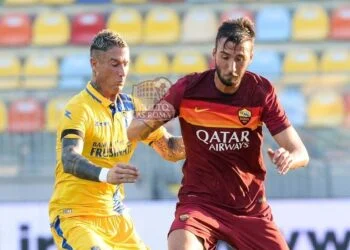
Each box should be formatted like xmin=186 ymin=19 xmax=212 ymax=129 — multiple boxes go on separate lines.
xmin=212 ymin=47 xmax=217 ymax=58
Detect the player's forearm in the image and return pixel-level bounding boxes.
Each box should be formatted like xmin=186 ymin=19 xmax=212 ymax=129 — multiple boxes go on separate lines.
xmin=152 ymin=135 xmax=186 ymax=162
xmin=61 ymin=147 xmax=101 ymax=182
xmin=167 ymin=136 xmax=186 ymax=162
xmin=127 ymin=119 xmax=164 ymax=141
xmin=290 ymin=147 xmax=309 ymax=170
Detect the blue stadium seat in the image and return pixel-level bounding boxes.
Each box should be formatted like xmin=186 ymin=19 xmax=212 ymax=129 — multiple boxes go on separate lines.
xmin=76 ymin=0 xmax=110 ymax=3
xmin=279 ymin=87 xmax=306 ymax=126
xmin=256 ymin=6 xmax=291 ymax=41
xmin=59 ymin=55 xmax=90 ymax=89
xmin=248 ymin=50 xmax=281 ymax=80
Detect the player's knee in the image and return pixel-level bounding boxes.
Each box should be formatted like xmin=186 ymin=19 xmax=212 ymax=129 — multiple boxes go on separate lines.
xmin=168 ymin=229 xmax=204 ymax=250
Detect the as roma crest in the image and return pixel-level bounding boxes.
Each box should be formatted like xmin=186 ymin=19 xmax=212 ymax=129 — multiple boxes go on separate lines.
xmin=238 ymin=108 xmax=251 ymax=125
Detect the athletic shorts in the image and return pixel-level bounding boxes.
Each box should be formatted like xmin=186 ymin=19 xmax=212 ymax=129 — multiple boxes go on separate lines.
xmin=50 ymin=213 xmax=149 ymax=250
xmin=169 ymin=202 xmax=289 ymax=250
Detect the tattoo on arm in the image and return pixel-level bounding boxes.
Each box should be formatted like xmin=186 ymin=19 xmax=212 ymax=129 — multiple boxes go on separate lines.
xmin=61 ymin=138 xmax=101 ymax=182
xmin=152 ymin=135 xmax=185 ymax=162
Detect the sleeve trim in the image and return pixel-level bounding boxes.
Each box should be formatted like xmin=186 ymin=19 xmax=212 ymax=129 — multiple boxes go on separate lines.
xmin=61 ymin=129 xmax=84 ymax=140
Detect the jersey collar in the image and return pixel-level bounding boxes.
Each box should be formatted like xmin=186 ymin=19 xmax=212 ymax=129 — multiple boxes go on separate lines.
xmin=85 ymin=82 xmax=114 ymax=108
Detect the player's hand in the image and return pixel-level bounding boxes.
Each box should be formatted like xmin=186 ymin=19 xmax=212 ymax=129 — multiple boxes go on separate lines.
xmin=267 ymin=148 xmax=293 ymax=175
xmin=106 ymin=163 xmax=140 ymax=184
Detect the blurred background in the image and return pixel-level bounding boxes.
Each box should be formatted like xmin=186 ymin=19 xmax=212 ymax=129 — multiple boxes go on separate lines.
xmin=0 ymin=0 xmax=349 ymax=249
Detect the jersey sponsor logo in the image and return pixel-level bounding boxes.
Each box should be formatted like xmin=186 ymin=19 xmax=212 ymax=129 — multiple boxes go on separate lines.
xmin=94 ymin=121 xmax=111 ymax=127
xmin=194 ymin=107 xmax=209 ymax=113
xmin=238 ymin=108 xmax=251 ymax=125
xmin=90 ymin=141 xmax=131 ymax=158
xmin=64 ymin=110 xmax=72 ymax=120
xmin=196 ymin=129 xmax=250 ymax=151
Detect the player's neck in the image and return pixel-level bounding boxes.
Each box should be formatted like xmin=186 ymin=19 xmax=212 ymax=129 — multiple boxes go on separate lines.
xmin=90 ymin=80 xmax=119 ymax=102
xmin=214 ymin=72 xmax=240 ymax=95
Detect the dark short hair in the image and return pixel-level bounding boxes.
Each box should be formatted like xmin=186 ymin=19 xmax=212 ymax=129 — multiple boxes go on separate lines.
xmin=215 ymin=17 xmax=255 ymax=48
xmin=90 ymin=29 xmax=128 ymax=57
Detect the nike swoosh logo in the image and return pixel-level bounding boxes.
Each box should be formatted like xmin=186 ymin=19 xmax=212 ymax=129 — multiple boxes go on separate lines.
xmin=194 ymin=107 xmax=209 ymax=113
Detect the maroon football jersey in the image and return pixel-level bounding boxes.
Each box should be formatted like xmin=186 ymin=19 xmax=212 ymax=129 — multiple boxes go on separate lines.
xmin=163 ymin=69 xmax=290 ymax=216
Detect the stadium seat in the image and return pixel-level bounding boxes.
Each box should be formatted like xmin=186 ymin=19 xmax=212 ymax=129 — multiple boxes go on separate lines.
xmin=0 ymin=56 xmax=21 ymax=89
xmin=0 ymin=101 xmax=7 ymax=132
xmin=307 ymin=91 xmax=345 ymax=127
xmin=171 ymin=51 xmax=208 ymax=74
xmin=59 ymin=54 xmax=90 ymax=89
xmin=32 ymin=12 xmax=70 ymax=46
xmin=113 ymin=0 xmax=146 ymax=3
xmin=279 ymin=87 xmax=306 ymax=126
xmin=344 ymin=93 xmax=350 ymax=127
xmin=8 ymin=99 xmax=45 ymax=133
xmin=256 ymin=6 xmax=291 ymax=41
xmin=76 ymin=0 xmax=110 ymax=3
xmin=292 ymin=5 xmax=329 ymax=41
xmin=220 ymin=8 xmax=254 ymax=23
xmin=182 ymin=8 xmax=218 ymax=43
xmin=46 ymin=97 xmax=70 ymax=132
xmin=248 ymin=50 xmax=281 ymax=80
xmin=0 ymin=13 xmax=31 ymax=46
xmin=320 ymin=49 xmax=350 ymax=72
xmin=134 ymin=52 xmax=170 ymax=75
xmin=23 ymin=56 xmax=58 ymax=89
xmin=330 ymin=7 xmax=350 ymax=40
xmin=107 ymin=9 xmax=142 ymax=45
xmin=4 ymin=0 xmax=37 ymax=5
xmin=71 ymin=13 xmax=105 ymax=45
xmin=39 ymin=0 xmax=74 ymax=4
xmin=144 ymin=8 xmax=180 ymax=44
xmin=283 ymin=50 xmax=319 ymax=73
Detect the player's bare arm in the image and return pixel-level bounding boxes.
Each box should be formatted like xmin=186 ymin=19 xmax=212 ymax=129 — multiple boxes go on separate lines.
xmin=268 ymin=126 xmax=309 ymax=175
xmin=151 ymin=132 xmax=185 ymax=162
xmin=127 ymin=118 xmax=165 ymax=141
xmin=61 ymin=138 xmax=139 ymax=184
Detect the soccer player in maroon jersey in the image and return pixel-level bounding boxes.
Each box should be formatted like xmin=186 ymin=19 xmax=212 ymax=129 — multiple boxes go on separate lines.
xmin=128 ymin=17 xmax=309 ymax=250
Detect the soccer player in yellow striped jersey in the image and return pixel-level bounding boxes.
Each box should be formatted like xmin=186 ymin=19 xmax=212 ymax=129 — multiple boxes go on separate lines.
xmin=48 ymin=30 xmax=185 ymax=250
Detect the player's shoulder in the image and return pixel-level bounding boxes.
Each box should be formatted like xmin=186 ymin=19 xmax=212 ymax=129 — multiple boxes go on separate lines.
xmin=178 ymin=69 xmax=214 ymax=88
xmin=64 ymin=90 xmax=91 ymax=112
xmin=244 ymin=71 xmax=275 ymax=94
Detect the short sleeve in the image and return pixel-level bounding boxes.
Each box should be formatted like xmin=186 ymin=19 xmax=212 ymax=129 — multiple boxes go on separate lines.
xmin=261 ymin=83 xmax=291 ymax=136
xmin=59 ymin=101 xmax=89 ymax=140
xmin=162 ymin=76 xmax=187 ymax=117
xmin=141 ymin=126 xmax=167 ymax=145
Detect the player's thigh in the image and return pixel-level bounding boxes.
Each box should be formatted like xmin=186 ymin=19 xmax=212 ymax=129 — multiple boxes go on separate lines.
xmin=51 ymin=216 xmax=111 ymax=250
xmin=228 ymin=216 xmax=288 ymax=250
xmin=109 ymin=214 xmax=149 ymax=250
xmin=168 ymin=229 xmax=205 ymax=250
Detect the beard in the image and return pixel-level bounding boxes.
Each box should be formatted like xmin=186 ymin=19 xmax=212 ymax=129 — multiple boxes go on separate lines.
xmin=216 ymin=66 xmax=238 ymax=87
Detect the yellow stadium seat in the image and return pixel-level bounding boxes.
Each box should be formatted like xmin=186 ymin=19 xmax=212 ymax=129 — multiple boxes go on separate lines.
xmin=0 ymin=56 xmax=21 ymax=89
xmin=46 ymin=97 xmax=69 ymax=132
xmin=292 ymin=5 xmax=329 ymax=41
xmin=32 ymin=12 xmax=70 ymax=46
xmin=0 ymin=101 xmax=7 ymax=132
xmin=107 ymin=9 xmax=142 ymax=45
xmin=134 ymin=52 xmax=169 ymax=75
xmin=171 ymin=51 xmax=208 ymax=74
xmin=39 ymin=0 xmax=74 ymax=4
xmin=23 ymin=56 xmax=58 ymax=89
xmin=4 ymin=0 xmax=37 ymax=5
xmin=283 ymin=50 xmax=319 ymax=73
xmin=113 ymin=0 xmax=146 ymax=3
xmin=144 ymin=8 xmax=180 ymax=44
xmin=320 ymin=50 xmax=350 ymax=72
xmin=307 ymin=91 xmax=345 ymax=127
xmin=182 ymin=8 xmax=218 ymax=43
